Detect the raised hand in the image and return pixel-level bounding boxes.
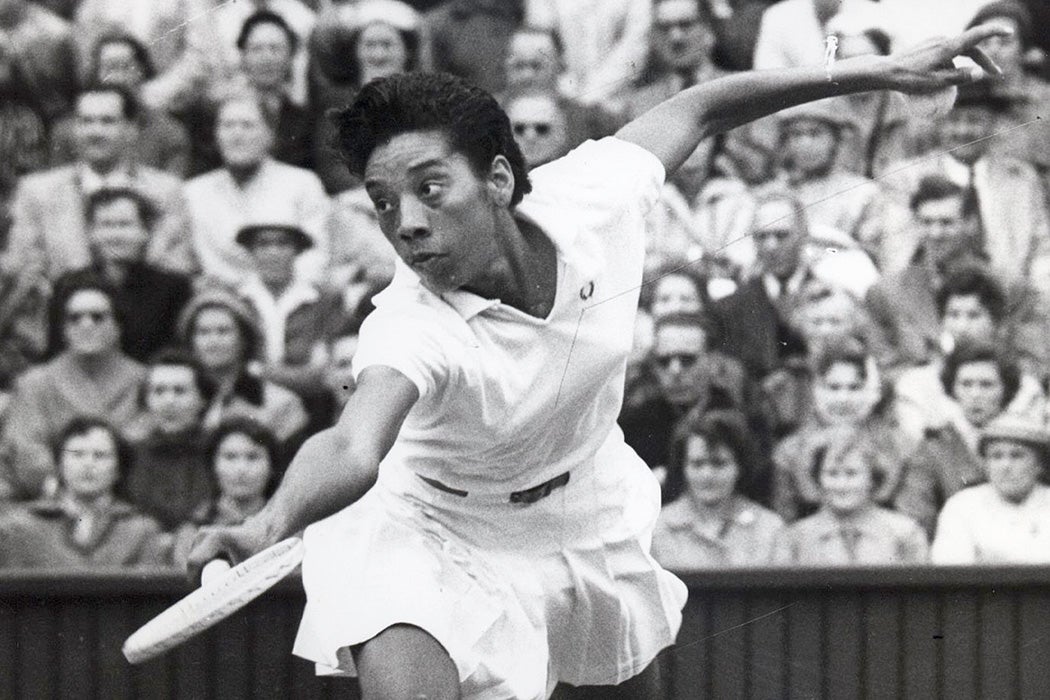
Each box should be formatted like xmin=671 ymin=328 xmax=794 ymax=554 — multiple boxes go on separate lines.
xmin=884 ymin=24 xmax=1009 ymax=95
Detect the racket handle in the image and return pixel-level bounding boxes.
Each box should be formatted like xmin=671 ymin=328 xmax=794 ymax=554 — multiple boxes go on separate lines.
xmin=200 ymin=559 xmax=232 ymax=587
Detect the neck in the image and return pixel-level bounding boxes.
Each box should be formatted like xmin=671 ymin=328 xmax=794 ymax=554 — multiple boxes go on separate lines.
xmin=100 ymin=259 xmax=130 ymax=285
xmin=262 ymin=277 xmax=292 ymax=297
xmin=74 ymin=349 xmax=119 ymax=375
xmin=227 ymin=161 xmax=264 ymax=186
xmin=828 ymin=502 xmax=872 ymax=524
xmin=86 ymin=159 xmax=123 ymax=177
xmin=68 ymin=490 xmax=113 ymax=513
xmin=221 ymin=492 xmax=266 ymax=515
xmin=690 ymin=494 xmax=735 ymax=522
xmin=462 ymin=213 xmax=557 ymax=317
xmin=207 ymin=365 xmax=241 ymax=393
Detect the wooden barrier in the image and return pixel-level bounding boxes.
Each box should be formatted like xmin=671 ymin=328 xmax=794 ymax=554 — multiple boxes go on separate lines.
xmin=2 ymin=567 xmax=1049 ymax=699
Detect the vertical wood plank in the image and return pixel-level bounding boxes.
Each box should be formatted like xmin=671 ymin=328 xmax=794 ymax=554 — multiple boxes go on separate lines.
xmin=18 ymin=598 xmax=58 ymax=699
xmin=824 ymin=592 xmax=863 ymax=700
xmin=132 ymin=598 xmax=176 ymax=699
xmin=709 ymin=594 xmax=749 ymax=698
xmin=95 ymin=599 xmax=134 ymax=700
xmin=862 ymin=591 xmax=901 ymax=700
xmin=786 ymin=596 xmax=823 ymax=699
xmin=251 ymin=597 xmax=290 ymax=698
xmin=901 ymin=591 xmax=940 ymax=698
xmin=746 ymin=595 xmax=789 ymax=700
xmin=0 ymin=600 xmax=18 ymax=700
xmin=1018 ymin=589 xmax=1050 ymax=699
xmin=979 ymin=590 xmax=1017 ymax=699
xmin=173 ymin=629 xmax=211 ymax=699
xmin=214 ymin=608 xmax=253 ymax=698
xmin=57 ymin=602 xmax=96 ymax=699
xmin=671 ymin=594 xmax=710 ymax=699
xmin=940 ymin=590 xmax=978 ymax=700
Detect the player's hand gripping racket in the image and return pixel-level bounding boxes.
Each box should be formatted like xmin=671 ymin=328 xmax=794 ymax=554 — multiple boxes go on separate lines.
xmin=122 ymin=537 xmax=304 ymax=664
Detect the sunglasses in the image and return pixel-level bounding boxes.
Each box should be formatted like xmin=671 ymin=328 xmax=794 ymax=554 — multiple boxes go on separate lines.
xmin=513 ymin=122 xmax=552 ymax=137
xmin=654 ymin=352 xmax=700 ymax=370
xmin=65 ymin=310 xmax=112 ymax=325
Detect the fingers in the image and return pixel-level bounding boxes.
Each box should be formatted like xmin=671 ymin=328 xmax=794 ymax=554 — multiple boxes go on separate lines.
xmin=953 ymin=23 xmax=1012 ymax=53
xmin=964 ymin=45 xmax=1003 ymax=78
xmin=185 ymin=527 xmax=229 ymax=585
xmin=934 ymin=66 xmax=984 ymax=88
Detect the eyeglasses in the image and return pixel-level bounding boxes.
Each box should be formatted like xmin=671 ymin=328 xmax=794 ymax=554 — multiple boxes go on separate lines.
xmin=65 ymin=310 xmax=112 ymax=325
xmin=654 ymin=352 xmax=700 ymax=370
xmin=513 ymin=122 xmax=552 ymax=137
xmin=655 ymin=18 xmax=701 ymax=33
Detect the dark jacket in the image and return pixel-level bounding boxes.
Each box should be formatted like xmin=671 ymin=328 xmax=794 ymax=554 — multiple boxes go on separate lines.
xmin=125 ymin=426 xmax=214 ymax=532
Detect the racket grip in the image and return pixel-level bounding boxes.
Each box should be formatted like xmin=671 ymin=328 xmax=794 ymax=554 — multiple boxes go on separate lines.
xmin=200 ymin=559 xmax=232 ymax=587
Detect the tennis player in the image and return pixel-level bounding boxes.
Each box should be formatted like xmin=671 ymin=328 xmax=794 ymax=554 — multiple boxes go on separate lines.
xmin=190 ymin=26 xmax=1005 ymax=699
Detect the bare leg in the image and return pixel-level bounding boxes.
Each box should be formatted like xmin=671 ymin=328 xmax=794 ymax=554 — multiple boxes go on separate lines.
xmin=549 ymin=657 xmax=666 ymax=700
xmin=347 ymin=624 xmax=461 ymax=700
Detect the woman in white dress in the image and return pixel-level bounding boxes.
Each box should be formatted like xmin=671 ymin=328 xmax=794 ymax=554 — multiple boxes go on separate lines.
xmin=189 ymin=26 xmax=1006 ymax=700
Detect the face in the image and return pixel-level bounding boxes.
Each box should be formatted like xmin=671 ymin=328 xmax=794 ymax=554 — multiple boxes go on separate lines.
xmin=942 ymin=294 xmax=995 ymax=346
xmin=952 ymin=360 xmax=1005 ymax=428
xmin=74 ymin=91 xmax=132 ymax=167
xmin=216 ymin=98 xmax=274 ymax=168
xmin=820 ymin=448 xmax=873 ymax=515
xmin=145 ymin=365 xmax=204 ymax=433
xmin=61 ymin=427 xmax=120 ymax=500
xmin=916 ymin=196 xmax=972 ymax=268
xmin=813 ymin=361 xmax=870 ymax=424
xmin=683 ymin=435 xmax=739 ymax=508
xmin=96 ymin=41 xmax=146 ymax=88
xmin=978 ymin=17 xmax=1024 ymax=77
xmin=241 ymin=22 xmax=294 ymax=91
xmin=364 ymin=130 xmax=510 ymax=295
xmin=652 ymin=324 xmax=707 ymax=406
xmin=325 ymin=335 xmax=359 ymax=407
xmin=356 ymin=22 xmax=409 ymax=79
xmin=782 ymin=118 xmax=839 ymax=177
xmin=800 ymin=292 xmax=854 ymax=347
xmin=192 ymin=307 xmax=245 ymax=371
xmin=941 ymin=105 xmax=995 ymax=164
xmin=89 ymin=197 xmax=148 ymax=264
xmin=985 ymin=438 xmax=1042 ymax=503
xmin=64 ymin=289 xmax=119 ymax=356
xmin=505 ymin=31 xmax=561 ymax=89
xmin=247 ymin=229 xmax=298 ymax=287
xmin=651 ymin=274 xmax=703 ymax=318
xmin=652 ymin=0 xmax=711 ymax=71
xmin=752 ymin=199 xmax=805 ymax=278
xmin=214 ymin=432 xmax=272 ymax=501
xmin=507 ymin=95 xmax=569 ymax=169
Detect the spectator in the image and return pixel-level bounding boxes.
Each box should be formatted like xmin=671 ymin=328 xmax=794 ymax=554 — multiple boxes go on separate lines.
xmin=931 ymin=414 xmax=1050 ymax=564
xmin=525 ymin=0 xmax=651 ymax=104
xmin=177 ymin=285 xmax=309 ymax=446
xmin=504 ymin=88 xmax=571 ymax=169
xmin=195 ymin=417 xmax=280 ymax=526
xmin=619 ymin=311 xmax=748 ymax=497
xmin=0 ymin=0 xmax=78 ymax=123
xmin=123 ymin=349 xmax=215 ymax=532
xmin=6 ymin=83 xmax=195 ymax=282
xmin=51 ymin=34 xmax=191 ymax=176
xmin=325 ymin=186 xmax=397 ymax=308
xmin=421 ymin=0 xmax=523 ymax=94
xmin=0 ymin=417 xmax=171 ymax=568
xmin=772 ymin=339 xmax=906 ymax=522
xmin=1 ymin=276 xmax=145 ymax=498
xmin=235 ymin=222 xmax=349 ymax=428
xmin=310 ymin=0 xmax=421 ymax=193
xmin=0 ymin=37 xmax=50 ymax=227
xmin=0 ymin=266 xmax=47 ymax=411
xmin=895 ymin=343 xmax=1025 ymax=537
xmin=642 ymin=264 xmax=708 ymax=320
xmin=184 ymin=93 xmax=330 ymax=287
xmin=50 ymin=188 xmax=193 ymax=362
xmin=651 ymin=409 xmax=783 ymax=569
xmin=752 ymin=0 xmax=879 ymax=70
xmin=772 ymin=430 xmax=929 ymax=565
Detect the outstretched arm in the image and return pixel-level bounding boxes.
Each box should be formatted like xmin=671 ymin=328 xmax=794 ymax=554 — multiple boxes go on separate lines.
xmin=186 ymin=366 xmax=418 ymax=578
xmin=616 ymin=25 xmax=1006 ymax=176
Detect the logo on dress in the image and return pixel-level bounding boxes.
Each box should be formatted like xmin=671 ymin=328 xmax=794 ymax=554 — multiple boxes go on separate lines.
xmin=579 ymin=281 xmax=595 ymax=300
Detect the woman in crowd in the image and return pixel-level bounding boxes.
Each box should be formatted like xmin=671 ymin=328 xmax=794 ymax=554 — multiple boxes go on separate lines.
xmin=0 ymin=417 xmax=171 ymax=568
xmin=1 ymin=274 xmax=145 ymax=498
xmin=932 ymin=413 xmax=1050 ymax=564
xmin=773 ymin=429 xmax=928 ymax=565
xmin=642 ymin=263 xmax=709 ymax=319
xmin=194 ymin=417 xmax=280 ymax=527
xmin=177 ymin=285 xmax=309 ymax=448
xmin=772 ymin=336 xmax=906 ymax=522
xmin=652 ymin=409 xmax=783 ymax=569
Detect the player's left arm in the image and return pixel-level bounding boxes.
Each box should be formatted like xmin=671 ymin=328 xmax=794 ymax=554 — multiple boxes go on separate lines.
xmin=616 ymin=25 xmax=1006 ymax=176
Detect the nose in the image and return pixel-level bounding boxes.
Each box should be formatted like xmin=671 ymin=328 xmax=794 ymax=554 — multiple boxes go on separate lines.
xmin=397 ymin=197 xmax=430 ymax=242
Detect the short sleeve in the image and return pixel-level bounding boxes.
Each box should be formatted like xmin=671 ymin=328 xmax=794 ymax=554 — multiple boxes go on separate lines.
xmin=352 ymin=307 xmax=449 ymax=400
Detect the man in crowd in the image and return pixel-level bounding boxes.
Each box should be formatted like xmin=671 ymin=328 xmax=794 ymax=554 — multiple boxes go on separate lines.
xmin=0 ymin=0 xmax=77 ymax=123
xmin=5 ymin=83 xmax=194 ymax=281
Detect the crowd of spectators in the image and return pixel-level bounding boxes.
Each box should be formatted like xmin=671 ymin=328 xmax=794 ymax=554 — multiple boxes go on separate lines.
xmin=0 ymin=0 xmax=1049 ymax=572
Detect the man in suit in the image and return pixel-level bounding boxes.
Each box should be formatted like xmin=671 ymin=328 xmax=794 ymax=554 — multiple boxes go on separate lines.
xmin=4 ymin=83 xmax=195 ymax=282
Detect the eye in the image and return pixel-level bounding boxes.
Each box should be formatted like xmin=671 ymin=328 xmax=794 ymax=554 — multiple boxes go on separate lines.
xmin=420 ymin=181 xmax=444 ymax=199
xmin=373 ymin=198 xmax=393 ymax=214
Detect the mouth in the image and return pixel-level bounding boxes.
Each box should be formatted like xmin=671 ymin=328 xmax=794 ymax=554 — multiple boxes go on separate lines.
xmin=408 ymin=251 xmax=446 ymax=267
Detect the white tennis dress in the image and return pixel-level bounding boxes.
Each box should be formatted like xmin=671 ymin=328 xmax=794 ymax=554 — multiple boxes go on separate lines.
xmin=292 ymin=138 xmax=688 ymax=699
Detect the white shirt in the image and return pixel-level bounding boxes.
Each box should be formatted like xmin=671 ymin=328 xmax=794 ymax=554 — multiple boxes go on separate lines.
xmin=353 ymin=138 xmax=664 ymax=493
xmin=239 ymin=277 xmax=321 ymax=365
xmin=932 ymin=484 xmax=1050 ymax=564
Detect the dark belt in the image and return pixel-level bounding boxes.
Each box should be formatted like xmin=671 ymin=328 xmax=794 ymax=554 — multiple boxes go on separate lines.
xmin=418 ymin=471 xmax=571 ymax=505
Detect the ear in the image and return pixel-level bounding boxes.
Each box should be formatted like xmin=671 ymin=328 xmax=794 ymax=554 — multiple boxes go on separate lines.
xmin=487 ymin=155 xmax=516 ymax=208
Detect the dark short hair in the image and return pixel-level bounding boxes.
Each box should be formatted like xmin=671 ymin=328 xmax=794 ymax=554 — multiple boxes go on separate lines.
xmin=909 ymin=174 xmax=978 ymax=218
xmin=237 ymin=10 xmax=299 ymax=54
xmin=811 ymin=337 xmax=869 ymax=380
xmin=48 ymin=271 xmax=124 ymax=354
xmin=639 ymin=263 xmax=708 ymax=313
xmin=84 ymin=187 xmax=157 ymax=230
xmin=205 ymin=417 xmax=281 ymax=497
xmin=940 ymin=341 xmax=1021 ymax=407
xmin=666 ymin=408 xmax=763 ymax=501
xmin=76 ymin=82 xmax=138 ymax=121
xmin=935 ymin=266 xmax=1007 ymax=322
xmin=52 ymin=416 xmax=134 ymax=494
xmin=143 ymin=347 xmax=217 ymax=406
xmin=336 ymin=72 xmax=532 ymax=206
xmin=92 ymin=32 xmax=156 ymax=82
xmin=809 ymin=428 xmax=887 ymax=496
xmin=186 ymin=301 xmax=261 ymax=364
